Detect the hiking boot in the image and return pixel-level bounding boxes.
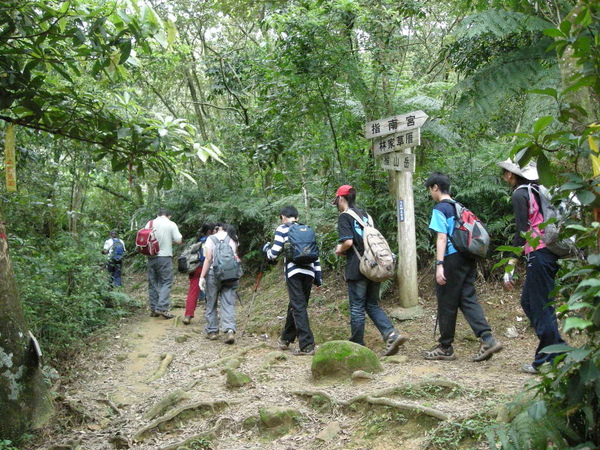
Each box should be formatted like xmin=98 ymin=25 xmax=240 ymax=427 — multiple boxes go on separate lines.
xmin=383 ymin=331 xmax=407 ymax=356
xmin=182 ymin=316 xmax=191 ymax=325
xmin=293 ymin=344 xmax=315 ymax=356
xmin=224 ymin=329 xmax=235 ymax=345
xmin=278 ymin=339 xmax=291 ymax=351
xmin=472 ymin=337 xmax=503 ymax=362
xmin=157 ymin=311 xmax=174 ymax=319
xmin=423 ymin=344 xmax=456 ymax=361
xmin=521 ymin=363 xmax=539 ymax=375
xmin=207 ymin=332 xmax=219 ymax=340
xmin=150 ymin=310 xmax=159 ymax=317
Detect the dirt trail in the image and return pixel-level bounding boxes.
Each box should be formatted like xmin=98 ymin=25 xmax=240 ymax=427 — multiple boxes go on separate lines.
xmin=30 ymin=270 xmax=543 ymax=450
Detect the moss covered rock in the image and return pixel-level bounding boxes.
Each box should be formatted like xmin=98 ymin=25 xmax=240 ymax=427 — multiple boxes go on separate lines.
xmin=225 ymin=369 xmax=252 ymax=388
xmin=311 ymin=340 xmax=383 ymax=380
xmin=259 ymin=406 xmax=301 ymax=429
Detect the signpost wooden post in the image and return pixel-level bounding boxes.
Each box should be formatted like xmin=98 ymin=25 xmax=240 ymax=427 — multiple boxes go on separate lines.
xmin=366 ymin=111 xmax=428 ymax=308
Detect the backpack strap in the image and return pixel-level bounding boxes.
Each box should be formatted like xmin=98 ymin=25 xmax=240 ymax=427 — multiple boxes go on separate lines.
xmin=342 ymin=209 xmax=372 ymax=258
xmin=343 ymin=209 xmax=373 ymax=228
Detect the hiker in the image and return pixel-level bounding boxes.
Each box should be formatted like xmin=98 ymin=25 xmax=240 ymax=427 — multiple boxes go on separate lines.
xmin=333 ymin=185 xmax=406 ymax=356
xmin=199 ymin=223 xmax=241 ymax=344
xmin=146 ymin=209 xmax=182 ymax=319
xmin=102 ymin=230 xmax=125 ymax=287
xmin=498 ymin=159 xmax=566 ymax=374
xmin=263 ymin=206 xmax=322 ymax=356
xmin=423 ymin=172 xmax=503 ymax=362
xmin=183 ymin=223 xmax=215 ymax=325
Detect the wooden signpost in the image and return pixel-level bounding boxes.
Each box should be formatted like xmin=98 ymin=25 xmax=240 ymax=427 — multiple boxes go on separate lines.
xmin=366 ymin=110 xmax=428 ymax=308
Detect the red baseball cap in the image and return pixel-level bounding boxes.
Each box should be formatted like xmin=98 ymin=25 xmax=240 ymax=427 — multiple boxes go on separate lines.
xmin=332 ymin=185 xmax=354 ymax=205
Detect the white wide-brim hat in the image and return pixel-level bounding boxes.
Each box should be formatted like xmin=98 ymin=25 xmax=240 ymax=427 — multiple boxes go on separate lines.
xmin=497 ymin=158 xmax=539 ymax=181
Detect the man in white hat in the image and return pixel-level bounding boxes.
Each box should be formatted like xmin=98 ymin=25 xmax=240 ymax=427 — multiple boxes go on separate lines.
xmin=498 ymin=158 xmax=566 ymax=374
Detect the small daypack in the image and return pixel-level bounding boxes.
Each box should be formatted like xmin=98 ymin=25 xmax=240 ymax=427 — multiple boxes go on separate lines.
xmin=109 ymin=238 xmax=125 ymax=262
xmin=516 ymin=184 xmax=576 ymax=258
xmin=177 ymin=241 xmax=203 ymax=274
xmin=211 ymin=235 xmax=242 ymax=282
xmin=441 ymin=200 xmax=490 ymax=259
xmin=136 ymin=220 xmax=160 ymax=256
xmin=343 ymin=210 xmax=396 ymax=282
xmin=284 ymin=222 xmax=319 ymax=265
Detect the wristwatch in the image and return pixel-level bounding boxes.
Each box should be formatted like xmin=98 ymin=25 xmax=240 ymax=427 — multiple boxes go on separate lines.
xmin=435 ymin=260 xmax=444 ymax=266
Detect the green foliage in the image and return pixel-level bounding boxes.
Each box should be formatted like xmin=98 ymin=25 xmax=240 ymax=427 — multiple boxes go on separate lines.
xmin=0 ymin=440 xmax=19 ymax=450
xmin=9 ymin=231 xmax=141 ymax=362
xmin=423 ymin=413 xmax=495 ymax=449
xmin=489 ymin=0 xmax=600 ymax=446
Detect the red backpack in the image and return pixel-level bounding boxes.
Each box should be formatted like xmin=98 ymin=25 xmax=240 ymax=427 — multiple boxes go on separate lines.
xmin=441 ymin=200 xmax=490 ymax=259
xmin=136 ymin=220 xmax=160 ymax=256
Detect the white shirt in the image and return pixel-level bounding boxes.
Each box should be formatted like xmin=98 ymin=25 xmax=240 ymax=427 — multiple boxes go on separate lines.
xmin=103 ymin=237 xmax=125 ymax=255
xmin=146 ymin=216 xmax=182 ymax=257
xmin=204 ymin=230 xmax=238 ymax=268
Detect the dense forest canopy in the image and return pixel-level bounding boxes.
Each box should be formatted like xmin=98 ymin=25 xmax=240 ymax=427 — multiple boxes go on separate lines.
xmin=1 ymin=0 xmax=599 ymax=446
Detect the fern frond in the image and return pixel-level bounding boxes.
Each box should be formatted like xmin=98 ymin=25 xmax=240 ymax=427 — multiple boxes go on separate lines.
xmin=452 ymin=40 xmax=559 ymax=130
xmin=457 ymin=9 xmax=553 ymax=40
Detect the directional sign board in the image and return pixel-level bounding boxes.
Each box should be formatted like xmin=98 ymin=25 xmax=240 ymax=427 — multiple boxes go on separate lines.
xmin=365 ymin=110 xmax=428 ymax=140
xmin=379 ymin=152 xmax=416 ymax=172
xmin=373 ymin=128 xmax=420 ymax=157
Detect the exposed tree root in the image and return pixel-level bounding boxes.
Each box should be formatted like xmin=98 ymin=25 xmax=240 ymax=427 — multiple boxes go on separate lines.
xmin=132 ymin=400 xmax=231 ymax=442
xmin=146 ymin=353 xmax=174 ymax=383
xmin=292 ymin=379 xmax=461 ymax=421
xmin=143 ymin=389 xmax=189 ymax=420
xmin=159 ymin=417 xmax=234 ymax=450
xmin=358 ymin=396 xmax=449 ymax=421
xmin=97 ymin=393 xmax=121 ymax=416
xmin=190 ymin=342 xmax=270 ymax=372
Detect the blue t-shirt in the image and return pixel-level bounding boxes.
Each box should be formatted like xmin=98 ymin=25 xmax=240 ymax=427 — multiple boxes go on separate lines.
xmin=428 ymin=202 xmax=457 ymax=256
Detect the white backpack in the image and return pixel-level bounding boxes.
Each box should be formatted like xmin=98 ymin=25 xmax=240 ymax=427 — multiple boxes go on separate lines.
xmin=343 ymin=210 xmax=396 ymax=282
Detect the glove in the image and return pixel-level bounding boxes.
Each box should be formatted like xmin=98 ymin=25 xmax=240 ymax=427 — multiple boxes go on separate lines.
xmin=503 ymin=271 xmax=513 ymax=284
xmin=262 ymin=242 xmax=271 ymax=254
xmin=199 ymin=277 xmax=206 ymax=291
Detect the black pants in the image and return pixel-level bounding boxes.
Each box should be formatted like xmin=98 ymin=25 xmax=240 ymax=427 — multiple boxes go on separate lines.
xmin=281 ymin=273 xmax=314 ymax=350
xmin=521 ymin=248 xmax=565 ymax=368
xmin=436 ymin=252 xmax=491 ymax=347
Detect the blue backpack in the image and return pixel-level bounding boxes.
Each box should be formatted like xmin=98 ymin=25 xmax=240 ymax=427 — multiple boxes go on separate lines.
xmin=110 ymin=238 xmax=125 ymax=262
xmin=284 ymin=223 xmax=319 ymax=265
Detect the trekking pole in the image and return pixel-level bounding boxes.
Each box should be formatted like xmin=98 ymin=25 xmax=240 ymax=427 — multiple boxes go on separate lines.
xmin=236 ymin=291 xmax=243 ymax=306
xmin=241 ymin=254 xmax=267 ymax=336
xmin=433 ymin=315 xmax=439 ymax=340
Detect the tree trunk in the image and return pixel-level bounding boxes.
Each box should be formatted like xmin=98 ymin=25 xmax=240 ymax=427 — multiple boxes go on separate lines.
xmin=0 ymin=217 xmax=54 ymax=439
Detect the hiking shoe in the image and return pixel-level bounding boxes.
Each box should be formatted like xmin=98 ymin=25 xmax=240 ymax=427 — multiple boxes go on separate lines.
xmin=278 ymin=339 xmax=291 ymax=351
xmin=207 ymin=332 xmax=219 ymax=340
xmin=182 ymin=316 xmax=191 ymax=325
xmin=423 ymin=344 xmax=456 ymax=361
xmin=521 ymin=363 xmax=539 ymax=375
xmin=157 ymin=311 xmax=174 ymax=319
xmin=150 ymin=310 xmax=159 ymax=317
xmin=224 ymin=329 xmax=235 ymax=345
xmin=383 ymin=331 xmax=407 ymax=356
xmin=472 ymin=337 xmax=503 ymax=362
xmin=293 ymin=344 xmax=315 ymax=356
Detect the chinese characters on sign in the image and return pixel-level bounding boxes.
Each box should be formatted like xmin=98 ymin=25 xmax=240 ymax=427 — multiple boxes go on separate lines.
xmin=364 ymin=110 xmax=428 ymax=139
xmin=373 ymin=128 xmax=421 ymax=156
xmin=379 ymin=153 xmax=416 ymax=172
xmin=397 ymin=200 xmax=405 ymax=223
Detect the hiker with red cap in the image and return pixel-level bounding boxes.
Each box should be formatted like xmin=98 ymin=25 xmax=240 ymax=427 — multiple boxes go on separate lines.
xmin=333 ymin=185 xmax=406 ymax=356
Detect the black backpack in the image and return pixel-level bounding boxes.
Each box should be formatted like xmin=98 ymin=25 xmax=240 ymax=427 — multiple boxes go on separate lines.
xmin=284 ymin=223 xmax=319 ymax=265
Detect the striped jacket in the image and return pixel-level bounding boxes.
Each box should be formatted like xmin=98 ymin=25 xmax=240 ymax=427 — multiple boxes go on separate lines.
xmin=266 ymin=222 xmax=322 ymax=285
